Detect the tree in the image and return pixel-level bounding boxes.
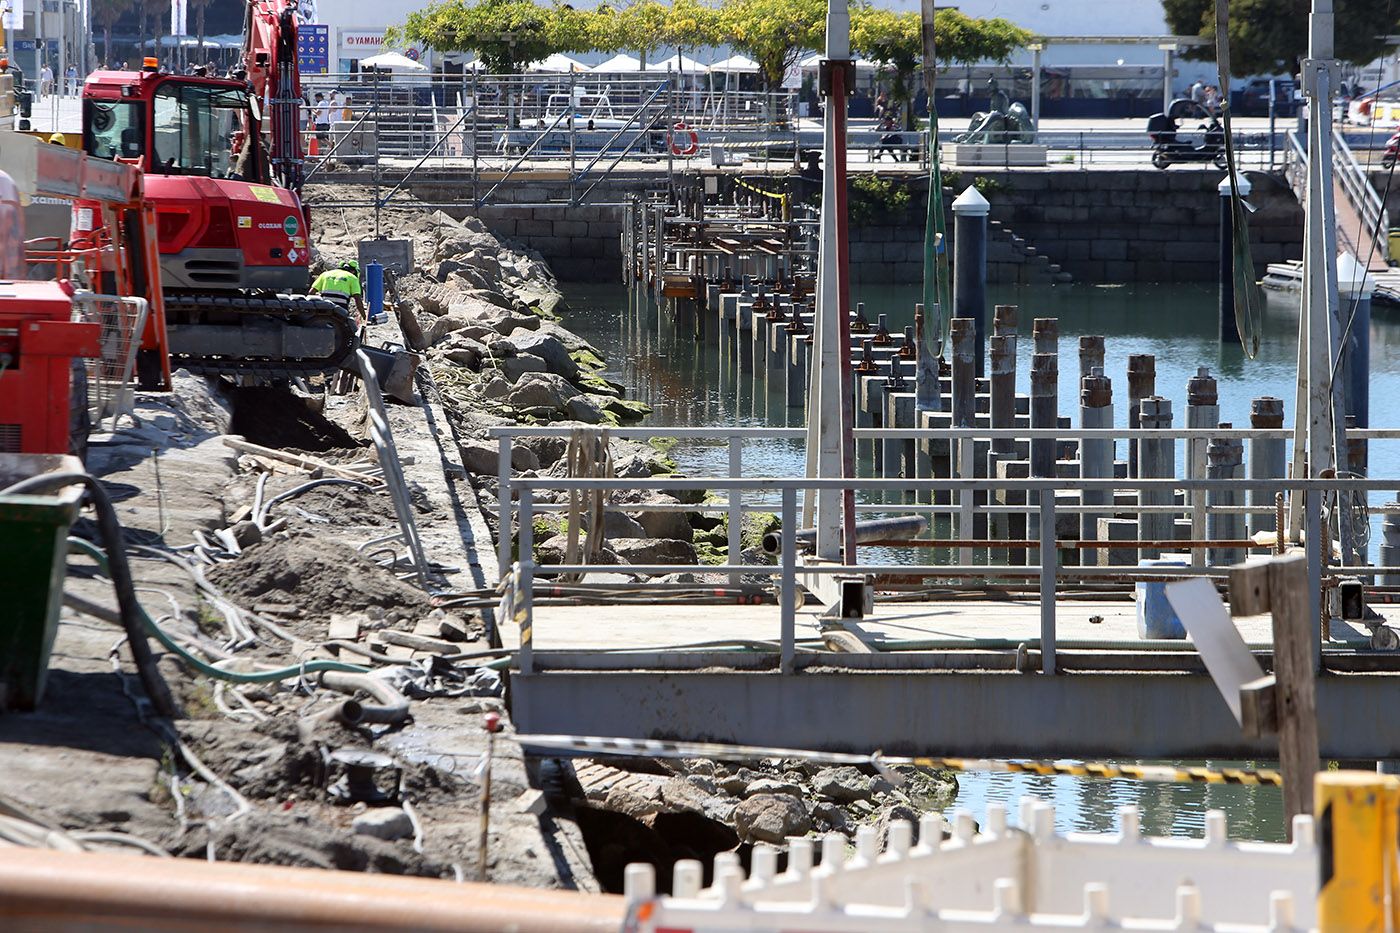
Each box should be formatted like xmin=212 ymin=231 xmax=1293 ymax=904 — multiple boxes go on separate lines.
xmin=394 ymin=0 xmax=584 ymax=73
xmin=609 ymin=0 xmax=670 ymax=68
xmin=1162 ymin=0 xmax=1399 ymax=76
xmin=853 ymin=7 xmax=1029 ymax=128
xmin=719 ymin=0 xmax=825 ymax=90
xmin=91 ymin=0 xmax=133 ymax=66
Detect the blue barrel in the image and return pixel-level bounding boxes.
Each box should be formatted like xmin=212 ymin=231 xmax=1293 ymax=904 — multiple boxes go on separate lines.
xmin=1136 ymin=555 xmax=1188 ymax=639
xmin=366 ymin=261 xmax=385 ymax=318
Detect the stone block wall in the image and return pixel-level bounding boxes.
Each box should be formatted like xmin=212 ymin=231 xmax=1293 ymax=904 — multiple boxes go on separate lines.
xmin=848 ymin=169 xmax=1303 ymax=284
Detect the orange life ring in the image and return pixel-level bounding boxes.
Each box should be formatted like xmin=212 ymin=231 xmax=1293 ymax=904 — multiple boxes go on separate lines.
xmin=668 ymin=121 xmax=699 ymax=156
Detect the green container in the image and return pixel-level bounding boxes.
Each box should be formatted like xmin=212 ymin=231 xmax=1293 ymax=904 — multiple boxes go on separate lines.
xmin=0 ymin=453 xmax=84 ymax=710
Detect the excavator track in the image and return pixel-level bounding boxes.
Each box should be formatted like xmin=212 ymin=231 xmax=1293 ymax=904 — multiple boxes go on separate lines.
xmin=164 ymin=292 xmax=359 ymax=381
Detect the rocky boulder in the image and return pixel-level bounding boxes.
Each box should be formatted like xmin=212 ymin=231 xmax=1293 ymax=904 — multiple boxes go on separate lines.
xmin=506 ymin=373 xmax=579 ymax=411
xmin=564 ymin=395 xmax=605 ymax=424
xmin=733 ymin=794 xmax=811 ymax=844
xmin=812 ymin=766 xmax=873 ymax=804
xmin=501 ymin=353 xmax=547 ymax=383
xmin=608 ymin=538 xmax=697 ymax=565
xmin=506 ymin=327 xmax=579 ymax=381
xmin=459 ymin=439 xmax=538 ymax=475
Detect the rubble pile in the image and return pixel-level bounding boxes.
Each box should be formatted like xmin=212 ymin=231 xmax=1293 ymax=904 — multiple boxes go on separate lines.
xmin=306 ymin=186 xmax=746 ymax=573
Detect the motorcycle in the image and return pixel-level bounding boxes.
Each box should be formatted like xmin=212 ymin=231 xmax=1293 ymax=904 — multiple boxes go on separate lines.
xmin=1382 ymin=129 xmax=1399 ymax=168
xmin=1146 ymin=98 xmax=1229 ymax=170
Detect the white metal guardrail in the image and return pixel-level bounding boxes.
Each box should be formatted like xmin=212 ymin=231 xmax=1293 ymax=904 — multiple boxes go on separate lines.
xmin=1331 ymin=124 xmax=1390 ymax=255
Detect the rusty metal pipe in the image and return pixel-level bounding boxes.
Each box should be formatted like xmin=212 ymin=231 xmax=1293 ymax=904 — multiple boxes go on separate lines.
xmin=0 ymin=847 xmax=623 ymax=931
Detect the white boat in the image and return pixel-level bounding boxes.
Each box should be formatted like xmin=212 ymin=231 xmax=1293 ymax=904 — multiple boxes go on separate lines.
xmin=493 ymin=87 xmax=667 ymax=155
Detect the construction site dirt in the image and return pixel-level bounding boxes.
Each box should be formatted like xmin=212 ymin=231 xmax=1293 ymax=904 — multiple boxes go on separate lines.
xmin=2 ymin=185 xmax=955 ymax=899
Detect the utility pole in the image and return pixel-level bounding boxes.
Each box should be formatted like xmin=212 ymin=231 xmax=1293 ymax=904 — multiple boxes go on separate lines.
xmin=1289 ymin=0 xmax=1350 ymax=561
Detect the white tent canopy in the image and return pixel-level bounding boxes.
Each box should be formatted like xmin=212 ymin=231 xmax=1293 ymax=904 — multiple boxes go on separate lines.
xmin=359 ymin=51 xmax=428 ymax=72
xmin=798 ymin=52 xmax=879 ymax=70
xmin=593 ymin=53 xmax=643 ymax=72
xmin=644 ymin=52 xmax=708 ymax=73
xmin=708 ymin=53 xmax=759 ymax=73
xmin=527 ymin=53 xmax=590 ymax=73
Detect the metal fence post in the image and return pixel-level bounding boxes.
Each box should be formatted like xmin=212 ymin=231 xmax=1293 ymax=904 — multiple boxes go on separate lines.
xmin=780 ymin=486 xmax=796 ymax=675
xmin=518 ymin=489 xmax=535 ymax=675
xmin=728 ymin=438 xmax=743 ymax=586
xmin=1040 ymin=490 xmax=1056 ymax=674
xmin=497 ymin=433 xmax=513 ymax=579
xmin=1305 ymin=486 xmax=1322 ymax=673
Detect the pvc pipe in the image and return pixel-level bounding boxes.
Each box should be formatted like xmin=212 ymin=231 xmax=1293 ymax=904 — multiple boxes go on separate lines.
xmin=0 ymin=847 xmax=623 ymax=931
xmin=319 ymin=671 xmax=410 ymax=724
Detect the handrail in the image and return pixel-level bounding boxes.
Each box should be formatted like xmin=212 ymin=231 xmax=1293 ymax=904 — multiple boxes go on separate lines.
xmin=476 ymin=106 xmax=576 ymax=206
xmin=504 ymin=474 xmax=1351 ymax=676
xmin=487 ymin=424 xmax=1400 ymax=440
xmin=1331 ymin=125 xmax=1390 ymax=256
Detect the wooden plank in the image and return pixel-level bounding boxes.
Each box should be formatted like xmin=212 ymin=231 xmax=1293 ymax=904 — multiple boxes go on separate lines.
xmin=1269 ymin=553 xmax=1320 ymax=827
xmin=1238 ymin=674 xmax=1279 ymax=738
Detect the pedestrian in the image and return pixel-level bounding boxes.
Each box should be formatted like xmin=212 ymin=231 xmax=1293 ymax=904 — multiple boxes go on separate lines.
xmin=1189 ymin=79 xmax=1204 ymax=104
xmin=875 ymin=113 xmax=901 ymax=161
xmin=1203 ymin=85 xmax=1219 ymax=114
xmin=873 ymin=91 xmax=888 ymax=121
xmin=341 ymin=93 xmax=354 ymax=122
xmin=311 ymin=259 xmax=368 ymax=323
xmin=312 ymin=91 xmax=331 ymax=144
xmin=64 ymin=63 xmax=77 ymax=96
xmin=38 ymin=62 xmax=52 ymax=99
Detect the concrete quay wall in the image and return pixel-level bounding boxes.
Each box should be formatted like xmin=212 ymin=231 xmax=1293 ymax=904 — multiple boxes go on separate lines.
xmin=407 ymin=168 xmax=1303 ymax=284
xmin=849 ymin=169 xmax=1304 ymax=284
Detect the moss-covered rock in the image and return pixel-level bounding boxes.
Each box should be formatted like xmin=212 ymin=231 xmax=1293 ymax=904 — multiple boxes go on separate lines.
xmin=577 ymin=373 xmax=623 ymax=397
xmin=606 ymin=398 xmax=653 ymax=422
xmin=570 ymin=347 xmax=607 ymax=372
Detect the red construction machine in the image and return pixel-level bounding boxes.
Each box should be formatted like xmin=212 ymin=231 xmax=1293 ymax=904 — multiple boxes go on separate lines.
xmin=77 ymin=0 xmax=354 ymax=383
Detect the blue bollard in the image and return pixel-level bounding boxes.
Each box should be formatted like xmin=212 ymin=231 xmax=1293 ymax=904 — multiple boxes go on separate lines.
xmin=1136 ymin=555 xmax=1189 ymax=639
xmin=366 ymin=261 xmax=385 ymax=320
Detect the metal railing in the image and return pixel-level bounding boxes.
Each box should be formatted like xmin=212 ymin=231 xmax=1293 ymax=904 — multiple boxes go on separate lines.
xmin=71 ymin=292 xmax=147 ymax=431
xmin=489 ymin=423 xmax=1400 ymax=675
xmin=503 ymin=466 xmax=1396 ymax=676
xmin=1332 ymin=124 xmax=1391 ymax=256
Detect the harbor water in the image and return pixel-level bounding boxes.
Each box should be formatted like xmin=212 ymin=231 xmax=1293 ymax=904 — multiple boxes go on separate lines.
xmin=558 ymin=279 xmax=1399 ymax=842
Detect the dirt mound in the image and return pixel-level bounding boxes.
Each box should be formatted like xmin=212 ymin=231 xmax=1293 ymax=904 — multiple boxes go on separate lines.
xmin=280 ymin=483 xmax=398 ymax=528
xmin=207 ymin=533 xmax=434 ymax=622
xmin=229 ymin=386 xmax=362 ymax=453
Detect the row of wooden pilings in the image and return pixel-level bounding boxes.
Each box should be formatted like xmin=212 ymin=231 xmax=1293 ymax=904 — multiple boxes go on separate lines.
xmin=660 ymin=271 xmax=1380 ymax=573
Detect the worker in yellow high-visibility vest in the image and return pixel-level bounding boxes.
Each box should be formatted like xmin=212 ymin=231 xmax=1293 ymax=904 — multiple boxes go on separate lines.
xmin=311 ymin=259 xmax=367 ymax=324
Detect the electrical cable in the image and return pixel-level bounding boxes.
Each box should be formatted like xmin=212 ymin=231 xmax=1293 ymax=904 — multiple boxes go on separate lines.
xmin=68 ymin=536 xmax=373 ymax=684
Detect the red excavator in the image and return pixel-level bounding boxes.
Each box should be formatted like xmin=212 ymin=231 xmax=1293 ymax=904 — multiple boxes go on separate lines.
xmin=77 ymin=0 xmax=354 ymax=383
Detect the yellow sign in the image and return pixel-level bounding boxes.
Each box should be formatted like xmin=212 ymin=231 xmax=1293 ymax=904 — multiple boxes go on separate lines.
xmin=249 ymin=185 xmax=281 ymax=204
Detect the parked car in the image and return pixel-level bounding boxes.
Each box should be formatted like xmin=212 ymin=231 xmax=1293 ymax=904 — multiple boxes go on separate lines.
xmin=1237 ymin=78 xmax=1298 ymax=117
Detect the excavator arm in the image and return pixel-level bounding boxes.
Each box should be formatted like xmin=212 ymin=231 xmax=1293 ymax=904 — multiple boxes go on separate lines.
xmin=243 ymin=0 xmax=304 ymax=195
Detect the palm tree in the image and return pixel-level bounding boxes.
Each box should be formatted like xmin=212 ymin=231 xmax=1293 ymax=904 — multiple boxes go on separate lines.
xmin=91 ymin=0 xmax=133 ymax=66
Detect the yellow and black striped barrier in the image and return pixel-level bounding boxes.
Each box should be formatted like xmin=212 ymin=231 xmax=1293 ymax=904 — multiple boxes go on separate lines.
xmin=732 ymin=177 xmax=791 ymax=221
xmin=515 ymin=734 xmax=1284 ymax=788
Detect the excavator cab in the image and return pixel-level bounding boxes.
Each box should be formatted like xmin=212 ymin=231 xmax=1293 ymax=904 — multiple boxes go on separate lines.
xmin=77 ymin=62 xmax=354 ymax=380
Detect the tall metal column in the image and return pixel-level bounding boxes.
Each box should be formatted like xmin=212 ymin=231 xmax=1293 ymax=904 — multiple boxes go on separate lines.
xmin=1290 ymin=0 xmax=1350 ymax=566
xmin=803 ymin=0 xmax=856 ymax=564
xmin=951 ymin=186 xmax=989 ymax=377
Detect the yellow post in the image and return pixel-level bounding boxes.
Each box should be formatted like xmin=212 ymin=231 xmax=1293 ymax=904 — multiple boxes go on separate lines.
xmin=1315 ymin=771 xmax=1396 ymax=931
